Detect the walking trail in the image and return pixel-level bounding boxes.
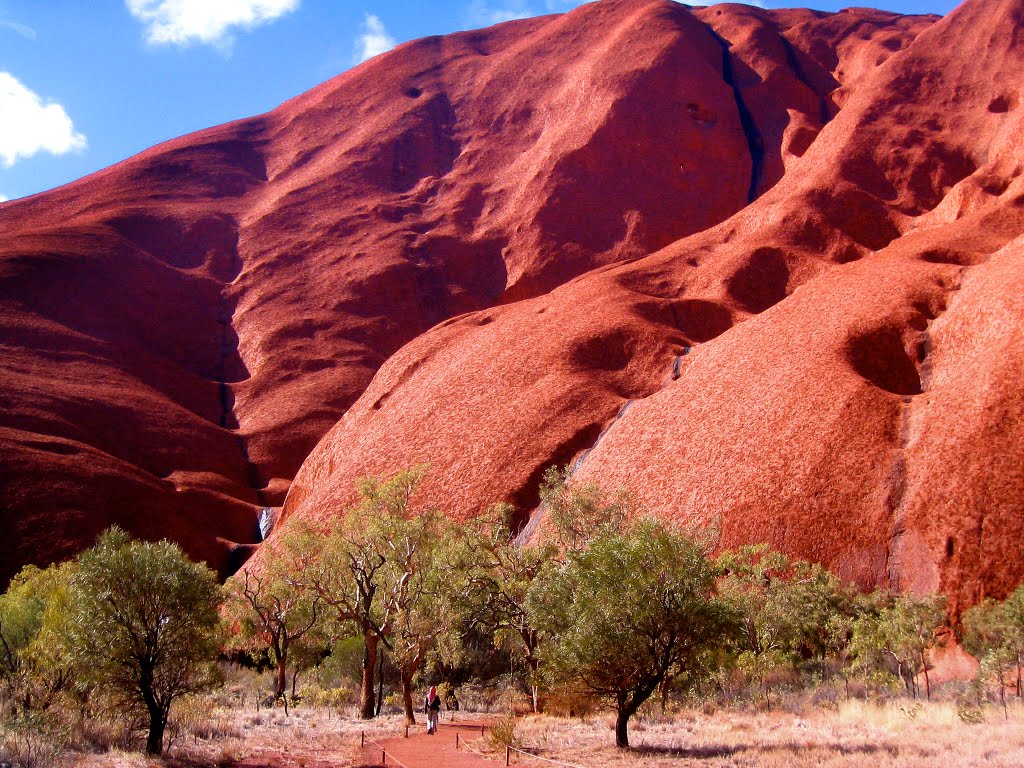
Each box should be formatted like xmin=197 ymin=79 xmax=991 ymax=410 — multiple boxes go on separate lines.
xmin=358 ymin=717 xmax=501 ymax=768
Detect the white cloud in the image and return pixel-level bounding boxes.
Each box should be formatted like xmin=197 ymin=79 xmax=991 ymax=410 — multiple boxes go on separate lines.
xmin=125 ymin=0 xmax=299 ymax=50
xmin=355 ymin=14 xmax=396 ymax=63
xmin=0 ymin=19 xmax=37 ymax=40
xmin=0 ymin=194 xmax=8 ymax=203
xmin=0 ymin=73 xmax=86 ymax=168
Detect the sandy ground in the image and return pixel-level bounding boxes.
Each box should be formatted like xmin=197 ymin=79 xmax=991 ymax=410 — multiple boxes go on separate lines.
xmin=63 ymin=701 xmax=1024 ymax=768
xmin=511 ymin=701 xmax=1024 ymax=768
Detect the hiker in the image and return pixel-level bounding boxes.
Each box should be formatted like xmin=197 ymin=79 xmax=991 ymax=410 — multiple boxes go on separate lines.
xmin=424 ymin=685 xmax=441 ymax=734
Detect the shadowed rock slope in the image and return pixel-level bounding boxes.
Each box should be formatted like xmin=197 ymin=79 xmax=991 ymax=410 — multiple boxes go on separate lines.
xmin=6 ymin=0 xmax=1018 ymax=608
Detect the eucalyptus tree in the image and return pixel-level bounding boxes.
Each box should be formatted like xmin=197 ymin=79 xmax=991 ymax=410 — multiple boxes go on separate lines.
xmin=295 ymin=467 xmax=441 ymax=720
xmin=963 ymin=586 xmax=1024 ymax=715
xmin=224 ymin=524 xmax=324 ymax=708
xmin=63 ymin=528 xmax=222 ymax=755
xmin=528 ymin=519 xmax=735 ymax=747
xmin=717 ymin=545 xmax=845 ymax=709
xmin=849 ymin=591 xmax=946 ymax=699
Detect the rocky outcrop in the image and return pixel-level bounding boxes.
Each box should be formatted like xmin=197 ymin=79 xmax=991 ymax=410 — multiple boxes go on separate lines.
xmin=277 ymin=0 xmax=1024 ymax=611
xmin=5 ymin=0 xmax=1022 ymax=611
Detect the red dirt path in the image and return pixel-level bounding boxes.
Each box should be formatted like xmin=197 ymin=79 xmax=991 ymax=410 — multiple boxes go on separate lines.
xmin=359 ymin=719 xmax=500 ymax=768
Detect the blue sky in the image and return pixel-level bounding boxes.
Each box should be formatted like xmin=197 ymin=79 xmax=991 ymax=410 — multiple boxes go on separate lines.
xmin=0 ymin=0 xmax=959 ymax=203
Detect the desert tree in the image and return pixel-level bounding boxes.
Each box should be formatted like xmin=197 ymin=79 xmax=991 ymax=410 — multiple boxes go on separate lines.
xmin=0 ymin=563 xmax=77 ymax=716
xmin=963 ymin=586 xmax=1024 ymax=716
xmin=528 ymin=518 xmax=734 ymax=747
xmin=849 ymin=591 xmax=946 ymax=700
xmin=447 ymin=469 xmax=632 ymax=713
xmin=61 ymin=528 xmax=222 ymax=755
xmin=224 ymin=523 xmax=324 ymax=709
xmin=717 ymin=545 xmax=845 ymax=709
xmin=388 ymin=521 xmax=463 ymax=724
xmin=448 ymin=502 xmax=555 ymax=712
xmin=539 ymin=465 xmax=629 ymax=554
xmin=295 ymin=467 xmax=441 ymax=720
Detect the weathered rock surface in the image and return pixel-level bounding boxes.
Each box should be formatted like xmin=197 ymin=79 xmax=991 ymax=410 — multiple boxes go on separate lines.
xmin=278 ymin=0 xmax=1024 ymax=611
xmin=3 ymin=0 xmax=1021 ymax=609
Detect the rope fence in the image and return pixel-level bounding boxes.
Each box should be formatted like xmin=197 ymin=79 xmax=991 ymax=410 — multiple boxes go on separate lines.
xmin=360 ymin=731 xmax=413 ymax=768
xmin=505 ymin=744 xmax=590 ymax=768
xmin=454 ymin=729 xmax=490 ymax=756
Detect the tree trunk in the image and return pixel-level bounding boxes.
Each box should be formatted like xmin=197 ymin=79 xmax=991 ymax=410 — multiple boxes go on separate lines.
xmin=146 ymin=712 xmax=166 ymax=756
xmin=275 ymin=653 xmax=288 ymax=702
xmin=614 ymin=705 xmax=633 ymax=748
xmin=402 ymin=671 xmax=416 ymax=724
xmin=360 ymin=632 xmax=379 ymax=719
xmin=526 ymin=650 xmax=541 ymax=713
xmin=140 ymin=673 xmax=165 ymax=755
xmin=292 ymin=667 xmax=300 ymax=701
xmin=376 ymin=649 xmax=385 ymax=717
xmin=922 ymin=654 xmax=931 ymax=701
xmin=1016 ymin=654 xmax=1022 ymax=699
xmin=1001 ymin=672 xmax=1008 ymax=720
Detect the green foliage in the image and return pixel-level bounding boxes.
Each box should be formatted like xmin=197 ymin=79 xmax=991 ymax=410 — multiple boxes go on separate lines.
xmin=0 ymin=710 xmax=67 ymax=768
xmin=444 ymin=502 xmax=555 ymax=711
xmin=849 ymin=591 xmax=946 ymax=700
xmin=962 ymin=586 xmax=1024 ymax=715
xmin=528 ymin=518 xmax=735 ymax=747
xmin=223 ymin=521 xmax=325 ymax=706
xmin=0 ymin=562 xmax=77 ymax=715
xmin=62 ymin=527 xmax=222 ymax=754
xmin=717 ymin=545 xmax=847 ymax=708
xmin=539 ymin=465 xmax=630 ymax=553
xmin=488 ymin=714 xmax=519 ymax=748
xmin=289 ymin=466 xmax=449 ymax=721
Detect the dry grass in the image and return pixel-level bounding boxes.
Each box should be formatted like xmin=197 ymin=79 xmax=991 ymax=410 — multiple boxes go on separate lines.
xmin=44 ymin=699 xmax=1024 ymax=767
xmin=510 ymin=701 xmax=1024 ymax=768
xmin=64 ymin=707 xmax=407 ymax=768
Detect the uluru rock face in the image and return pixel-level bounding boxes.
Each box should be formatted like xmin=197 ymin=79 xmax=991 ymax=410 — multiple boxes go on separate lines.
xmin=2 ymin=0 xmax=1020 ymax=608
xmin=275 ymin=0 xmax=1024 ymax=612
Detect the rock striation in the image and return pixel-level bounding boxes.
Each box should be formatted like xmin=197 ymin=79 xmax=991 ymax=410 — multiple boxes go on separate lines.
xmin=2 ymin=0 xmax=1021 ymax=609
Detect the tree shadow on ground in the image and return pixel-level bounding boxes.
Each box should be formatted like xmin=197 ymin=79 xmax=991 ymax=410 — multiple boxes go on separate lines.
xmin=631 ymin=740 xmax=901 ymax=760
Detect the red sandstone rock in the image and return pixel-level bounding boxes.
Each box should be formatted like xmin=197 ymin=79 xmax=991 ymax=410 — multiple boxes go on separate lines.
xmin=2 ymin=0 xmax=866 ymax=581
xmin=4 ymin=0 xmax=1021 ymax=616
xmin=277 ymin=0 xmax=1024 ymax=612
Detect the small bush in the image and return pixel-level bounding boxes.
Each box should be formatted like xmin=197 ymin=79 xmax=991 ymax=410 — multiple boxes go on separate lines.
xmin=488 ymin=715 xmax=519 ymax=749
xmin=956 ymin=698 xmax=985 ymax=724
xmin=0 ymin=713 xmax=66 ymax=768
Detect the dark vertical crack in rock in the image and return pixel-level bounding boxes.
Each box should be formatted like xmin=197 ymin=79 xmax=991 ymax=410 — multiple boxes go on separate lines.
xmin=778 ymin=34 xmax=834 ymax=127
xmin=212 ymin=236 xmax=268 ymax=517
xmin=884 ymin=265 xmax=970 ymax=588
xmin=707 ymin=29 xmax=765 ymax=203
xmin=884 ymin=397 xmax=912 ymax=589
